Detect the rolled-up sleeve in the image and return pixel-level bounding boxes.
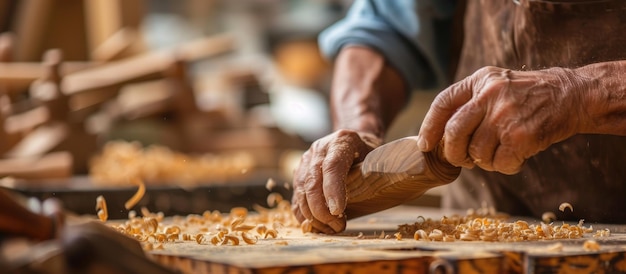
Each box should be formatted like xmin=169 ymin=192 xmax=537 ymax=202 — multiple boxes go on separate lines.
xmin=319 ymin=0 xmax=455 ymax=91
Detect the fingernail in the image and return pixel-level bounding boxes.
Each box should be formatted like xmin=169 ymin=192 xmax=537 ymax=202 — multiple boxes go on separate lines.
xmin=327 ymin=198 xmax=338 ymax=215
xmin=417 ymin=136 xmax=428 ymax=151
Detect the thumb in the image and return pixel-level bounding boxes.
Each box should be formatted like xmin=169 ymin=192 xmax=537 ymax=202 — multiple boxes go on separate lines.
xmin=418 ymin=78 xmax=474 ymax=151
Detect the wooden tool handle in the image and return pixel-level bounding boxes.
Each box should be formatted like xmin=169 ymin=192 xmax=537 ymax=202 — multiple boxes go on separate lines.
xmin=344 ymin=136 xmax=461 ymax=219
xmin=0 ymin=189 xmax=63 ymax=241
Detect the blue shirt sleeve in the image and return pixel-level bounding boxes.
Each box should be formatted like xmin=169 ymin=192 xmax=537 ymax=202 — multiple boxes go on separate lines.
xmin=319 ymin=0 xmax=456 ymax=91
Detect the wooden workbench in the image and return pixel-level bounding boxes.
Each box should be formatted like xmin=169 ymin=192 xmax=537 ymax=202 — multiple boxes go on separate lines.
xmin=147 ymin=206 xmax=626 ymax=274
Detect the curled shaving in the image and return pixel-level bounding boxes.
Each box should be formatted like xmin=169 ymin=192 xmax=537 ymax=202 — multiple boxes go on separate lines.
xmin=125 ymin=178 xmax=146 ymax=210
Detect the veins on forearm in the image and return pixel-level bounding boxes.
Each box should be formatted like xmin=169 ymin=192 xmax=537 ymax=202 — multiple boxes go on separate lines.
xmin=332 ymin=91 xmax=385 ymax=136
xmin=574 ymin=61 xmax=626 ymax=135
xmin=329 ymin=46 xmax=408 ymax=137
xmin=330 ymin=47 xmax=388 ymax=136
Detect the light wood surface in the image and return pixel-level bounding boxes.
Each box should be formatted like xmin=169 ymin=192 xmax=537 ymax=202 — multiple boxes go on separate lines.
xmin=148 ymin=206 xmax=626 ymax=274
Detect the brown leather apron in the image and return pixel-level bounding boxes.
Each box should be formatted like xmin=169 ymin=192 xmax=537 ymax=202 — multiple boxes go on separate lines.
xmin=444 ymin=0 xmax=626 ymax=223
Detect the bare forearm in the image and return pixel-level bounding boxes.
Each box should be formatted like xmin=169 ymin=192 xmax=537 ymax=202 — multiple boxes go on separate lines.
xmin=573 ymin=61 xmax=626 ymax=135
xmin=330 ymin=46 xmax=407 ymax=140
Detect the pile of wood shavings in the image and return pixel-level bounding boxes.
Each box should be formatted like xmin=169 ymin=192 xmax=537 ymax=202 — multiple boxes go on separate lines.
xmin=397 ymin=208 xmax=595 ymax=242
xmin=90 ymin=140 xmax=255 ymax=185
xmin=105 ymin=193 xmax=299 ymax=250
xmin=100 ymin=181 xmax=612 ymax=249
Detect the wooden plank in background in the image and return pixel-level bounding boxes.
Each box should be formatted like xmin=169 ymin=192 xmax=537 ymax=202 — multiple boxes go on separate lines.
xmin=84 ymin=0 xmax=146 ymax=61
xmin=83 ymin=0 xmax=123 ymax=53
xmin=0 ymin=62 xmax=96 ymax=94
xmin=12 ymin=0 xmax=55 ymax=61
xmin=61 ymin=33 xmax=235 ymax=95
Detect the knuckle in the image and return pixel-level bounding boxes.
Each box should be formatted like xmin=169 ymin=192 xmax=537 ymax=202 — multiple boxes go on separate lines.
xmin=477 ymin=66 xmax=501 ymax=76
xmin=303 ymin=178 xmax=319 ymax=192
xmin=477 ymin=66 xmax=496 ymax=73
xmin=310 ymin=140 xmax=324 ymax=151
xmin=433 ymin=91 xmax=456 ymax=111
xmin=301 ymin=149 xmax=313 ymax=160
xmin=334 ymin=131 xmax=363 ymax=148
xmin=334 ymin=129 xmax=358 ymax=138
xmin=445 ymin=118 xmax=463 ymax=137
xmin=322 ymin=152 xmax=352 ymax=172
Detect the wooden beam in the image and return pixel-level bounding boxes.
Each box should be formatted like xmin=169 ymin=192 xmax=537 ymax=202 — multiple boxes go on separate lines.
xmin=0 ymin=62 xmax=97 ymax=94
xmin=12 ymin=0 xmax=55 ymax=61
xmin=83 ymin=0 xmax=122 ymax=54
xmin=90 ymin=28 xmax=137 ymax=62
xmin=61 ymin=33 xmax=236 ymax=95
xmin=0 ymin=151 xmax=72 ymax=179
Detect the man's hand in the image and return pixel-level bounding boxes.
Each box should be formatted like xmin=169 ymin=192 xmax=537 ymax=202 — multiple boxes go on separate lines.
xmin=291 ymin=130 xmax=381 ymax=234
xmin=417 ymin=66 xmax=586 ymax=174
xmin=290 ymin=46 xmax=405 ymax=233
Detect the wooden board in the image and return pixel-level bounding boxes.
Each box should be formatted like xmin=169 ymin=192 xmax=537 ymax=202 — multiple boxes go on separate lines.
xmin=61 ymin=33 xmax=234 ymax=95
xmin=147 ymin=206 xmax=626 ymax=274
xmin=3 ymin=171 xmax=291 ymax=219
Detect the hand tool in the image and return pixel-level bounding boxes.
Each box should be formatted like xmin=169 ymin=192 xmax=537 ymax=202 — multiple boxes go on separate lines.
xmin=344 ymin=136 xmax=460 ymax=219
xmin=0 ymin=189 xmax=62 ymax=241
xmin=0 ymin=189 xmax=177 ymax=274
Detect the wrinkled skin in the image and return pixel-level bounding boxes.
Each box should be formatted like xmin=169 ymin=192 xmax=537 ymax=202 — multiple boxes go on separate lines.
xmin=291 ymin=130 xmax=381 ymax=234
xmin=290 ymin=62 xmax=589 ymax=232
xmin=292 ymin=44 xmax=626 ymax=233
xmin=417 ymin=66 xmax=587 ymax=174
xmin=290 ymin=46 xmax=405 ymax=234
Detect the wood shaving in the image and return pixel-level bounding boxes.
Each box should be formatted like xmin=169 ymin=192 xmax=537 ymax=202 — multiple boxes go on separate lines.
xmin=265 ymin=178 xmax=276 ymax=191
xmin=266 ymin=193 xmax=283 ymax=208
xmin=542 ymin=212 xmax=556 ymax=224
xmin=300 ymin=219 xmax=312 ymax=234
xmin=394 ymin=232 xmax=402 ymax=240
xmin=398 ymin=208 xmax=592 ymax=242
xmin=100 ymin=184 xmax=597 ymax=253
xmin=593 ymin=228 xmax=611 ymax=238
xmin=559 ymin=202 xmax=573 ymax=213
xmin=124 ymin=178 xmax=146 ymax=210
xmin=102 ymin=190 xmax=299 ymax=250
xmin=95 ymin=195 xmax=108 ymax=222
xmin=583 ymin=240 xmax=600 ymax=251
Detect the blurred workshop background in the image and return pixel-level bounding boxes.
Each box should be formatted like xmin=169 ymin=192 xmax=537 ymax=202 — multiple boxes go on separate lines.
xmin=0 ymin=0 xmax=438 ymax=218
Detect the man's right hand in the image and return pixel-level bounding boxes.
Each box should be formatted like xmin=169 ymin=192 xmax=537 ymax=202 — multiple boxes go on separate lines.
xmin=291 ymin=46 xmax=406 ymax=234
xmin=291 ymin=130 xmax=382 ymax=234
